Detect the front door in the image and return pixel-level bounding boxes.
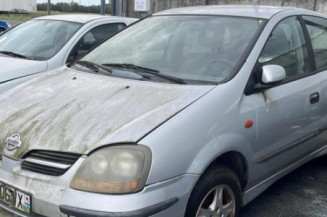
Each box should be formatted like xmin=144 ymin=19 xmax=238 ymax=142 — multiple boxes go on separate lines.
xmin=248 ymin=16 xmax=322 ymax=184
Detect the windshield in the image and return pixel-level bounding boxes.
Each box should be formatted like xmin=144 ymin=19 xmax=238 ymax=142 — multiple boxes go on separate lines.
xmin=81 ymin=16 xmax=263 ymax=83
xmin=0 ymin=19 xmax=81 ymax=61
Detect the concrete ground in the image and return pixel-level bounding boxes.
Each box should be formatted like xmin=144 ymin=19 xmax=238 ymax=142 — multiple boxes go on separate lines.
xmin=0 ymin=156 xmax=326 ymax=217
xmin=241 ymin=155 xmax=327 ymax=217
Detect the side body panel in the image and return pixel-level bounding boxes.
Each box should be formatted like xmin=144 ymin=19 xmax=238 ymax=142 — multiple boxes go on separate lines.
xmin=247 ymin=75 xmax=323 ymax=184
xmin=141 ymin=9 xmax=327 ymax=208
xmin=140 ymin=59 xmax=257 ymax=185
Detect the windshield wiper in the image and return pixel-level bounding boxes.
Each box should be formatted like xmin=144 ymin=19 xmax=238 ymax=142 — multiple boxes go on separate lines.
xmin=72 ymin=61 xmax=144 ymax=80
xmin=103 ymin=63 xmax=187 ymax=84
xmin=0 ymin=51 xmax=32 ymax=60
xmin=74 ymin=60 xmax=112 ymax=74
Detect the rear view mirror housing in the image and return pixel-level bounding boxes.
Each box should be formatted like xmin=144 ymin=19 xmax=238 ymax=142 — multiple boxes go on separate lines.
xmin=245 ymin=64 xmax=287 ymax=95
xmin=261 ymin=65 xmax=286 ymax=84
xmin=254 ymin=65 xmax=286 ymax=92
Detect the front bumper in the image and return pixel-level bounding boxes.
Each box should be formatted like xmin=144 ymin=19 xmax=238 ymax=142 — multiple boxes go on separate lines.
xmin=0 ymin=155 xmax=199 ymax=217
xmin=59 ymin=197 xmax=178 ymax=217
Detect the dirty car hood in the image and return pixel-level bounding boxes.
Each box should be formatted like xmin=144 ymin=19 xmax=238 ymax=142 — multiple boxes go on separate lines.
xmin=0 ymin=68 xmax=213 ymax=158
xmin=0 ymin=56 xmax=47 ymax=81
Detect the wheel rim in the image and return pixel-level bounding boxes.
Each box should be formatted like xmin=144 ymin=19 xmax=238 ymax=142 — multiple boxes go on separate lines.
xmin=196 ymin=185 xmax=236 ymax=217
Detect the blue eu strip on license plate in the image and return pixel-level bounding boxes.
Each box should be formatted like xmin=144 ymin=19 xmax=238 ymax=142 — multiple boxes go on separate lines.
xmin=0 ymin=181 xmax=31 ymax=214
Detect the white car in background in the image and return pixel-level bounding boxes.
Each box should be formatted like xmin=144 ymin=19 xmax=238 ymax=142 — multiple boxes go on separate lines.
xmin=0 ymin=15 xmax=137 ymax=93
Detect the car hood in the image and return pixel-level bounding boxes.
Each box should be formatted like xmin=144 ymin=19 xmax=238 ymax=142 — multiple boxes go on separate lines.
xmin=0 ymin=68 xmax=213 ymax=159
xmin=0 ymin=56 xmax=47 ymax=81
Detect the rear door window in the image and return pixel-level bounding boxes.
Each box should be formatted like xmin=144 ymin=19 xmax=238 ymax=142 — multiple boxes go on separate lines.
xmin=303 ymin=16 xmax=327 ymax=71
xmin=67 ymin=23 xmax=126 ymax=62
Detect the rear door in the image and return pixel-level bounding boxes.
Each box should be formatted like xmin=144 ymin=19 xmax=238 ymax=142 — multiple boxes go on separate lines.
xmin=302 ymin=16 xmax=327 ymax=140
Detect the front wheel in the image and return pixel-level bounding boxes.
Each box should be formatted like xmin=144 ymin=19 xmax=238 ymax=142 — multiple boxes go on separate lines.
xmin=185 ymin=166 xmax=241 ymax=217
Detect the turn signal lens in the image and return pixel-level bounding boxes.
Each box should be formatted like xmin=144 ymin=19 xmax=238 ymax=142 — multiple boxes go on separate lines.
xmin=244 ymin=120 xmax=254 ymax=128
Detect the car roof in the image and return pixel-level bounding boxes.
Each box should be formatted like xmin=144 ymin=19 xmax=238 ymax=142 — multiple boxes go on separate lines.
xmin=34 ymin=14 xmax=137 ymax=24
xmin=154 ymin=5 xmax=310 ymax=19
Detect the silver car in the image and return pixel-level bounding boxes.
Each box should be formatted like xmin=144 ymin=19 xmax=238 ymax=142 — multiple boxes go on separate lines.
xmin=0 ymin=15 xmax=137 ymax=93
xmin=0 ymin=5 xmax=327 ymax=217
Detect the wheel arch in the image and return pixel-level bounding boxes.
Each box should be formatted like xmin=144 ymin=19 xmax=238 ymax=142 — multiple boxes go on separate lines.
xmin=202 ymin=151 xmax=249 ymax=192
xmin=186 ymin=133 xmax=253 ymax=193
xmin=185 ymin=151 xmax=247 ymax=217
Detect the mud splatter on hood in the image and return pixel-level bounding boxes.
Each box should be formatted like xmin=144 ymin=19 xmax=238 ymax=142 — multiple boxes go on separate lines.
xmin=0 ymin=67 xmax=213 ymax=159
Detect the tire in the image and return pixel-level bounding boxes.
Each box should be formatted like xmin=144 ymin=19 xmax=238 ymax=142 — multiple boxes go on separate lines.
xmin=0 ymin=28 xmax=5 ymax=34
xmin=185 ymin=166 xmax=241 ymax=217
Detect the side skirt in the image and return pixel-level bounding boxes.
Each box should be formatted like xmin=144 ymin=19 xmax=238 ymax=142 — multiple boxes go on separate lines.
xmin=242 ymin=144 xmax=327 ymax=206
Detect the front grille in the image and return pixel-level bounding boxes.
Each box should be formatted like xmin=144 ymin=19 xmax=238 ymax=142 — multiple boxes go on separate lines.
xmin=21 ymin=150 xmax=82 ymax=176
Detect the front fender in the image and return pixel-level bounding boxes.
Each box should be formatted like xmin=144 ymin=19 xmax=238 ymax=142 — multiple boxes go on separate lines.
xmin=140 ymin=83 xmax=257 ymax=186
xmin=186 ymin=133 xmax=252 ymax=176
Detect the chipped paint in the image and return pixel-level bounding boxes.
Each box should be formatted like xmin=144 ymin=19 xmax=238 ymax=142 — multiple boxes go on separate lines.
xmin=0 ymin=67 xmax=213 ymax=159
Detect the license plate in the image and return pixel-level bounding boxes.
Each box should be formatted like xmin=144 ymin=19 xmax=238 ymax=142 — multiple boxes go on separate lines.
xmin=0 ymin=181 xmax=31 ymax=215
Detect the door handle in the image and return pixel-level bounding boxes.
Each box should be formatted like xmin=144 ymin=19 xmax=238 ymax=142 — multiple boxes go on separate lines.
xmin=310 ymin=92 xmax=319 ymax=104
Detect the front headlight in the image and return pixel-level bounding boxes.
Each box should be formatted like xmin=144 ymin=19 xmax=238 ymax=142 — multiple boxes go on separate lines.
xmin=6 ymin=22 xmax=11 ymax=28
xmin=70 ymin=145 xmax=151 ymax=194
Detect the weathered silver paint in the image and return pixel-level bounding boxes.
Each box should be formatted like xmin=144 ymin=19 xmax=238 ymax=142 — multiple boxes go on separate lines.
xmin=141 ymin=7 xmax=327 ymax=200
xmin=0 ymin=67 xmax=213 ymax=159
xmin=1 ymin=5 xmax=327 ymax=217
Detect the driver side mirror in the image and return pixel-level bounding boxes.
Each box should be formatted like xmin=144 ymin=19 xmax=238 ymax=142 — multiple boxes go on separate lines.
xmin=262 ymin=65 xmax=286 ymax=84
xmin=245 ymin=64 xmax=286 ymax=95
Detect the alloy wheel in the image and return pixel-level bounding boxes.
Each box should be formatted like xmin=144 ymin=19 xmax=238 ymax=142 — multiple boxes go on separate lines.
xmin=196 ymin=185 xmax=236 ymax=217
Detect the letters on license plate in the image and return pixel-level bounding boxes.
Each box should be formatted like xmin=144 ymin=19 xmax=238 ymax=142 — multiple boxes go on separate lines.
xmin=0 ymin=181 xmax=31 ymax=214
